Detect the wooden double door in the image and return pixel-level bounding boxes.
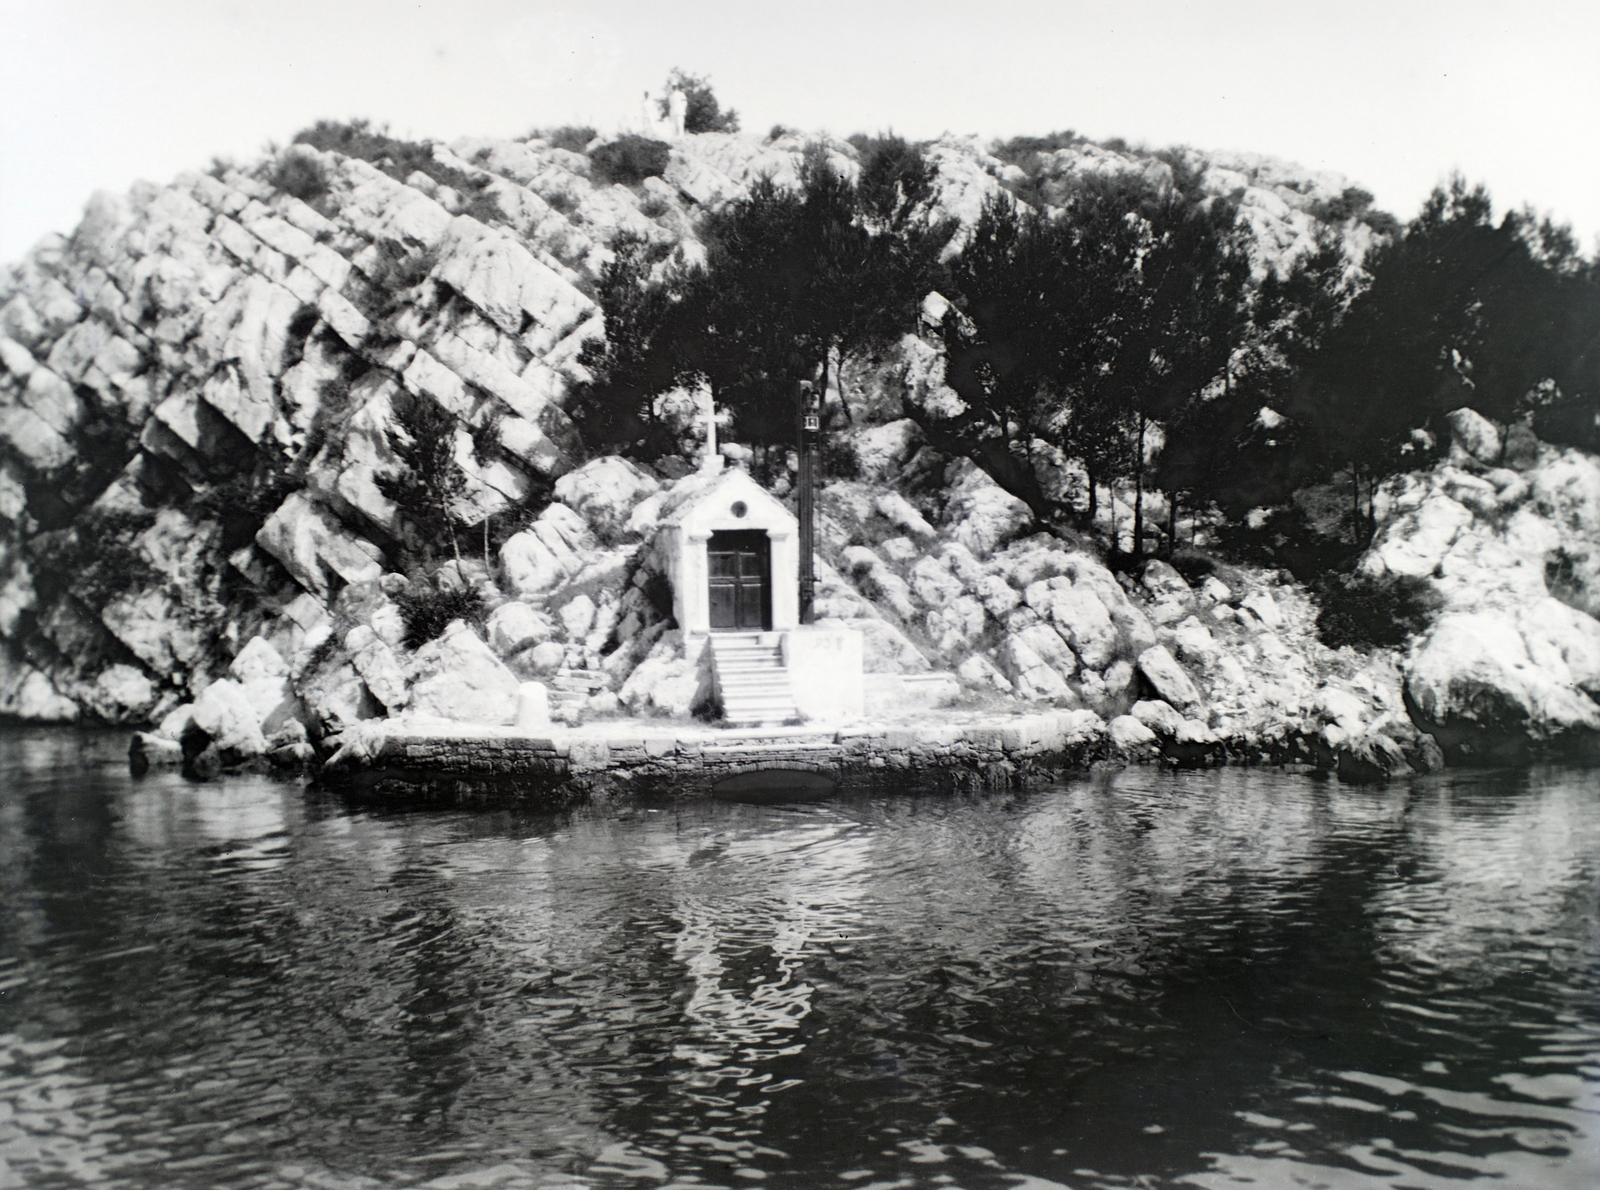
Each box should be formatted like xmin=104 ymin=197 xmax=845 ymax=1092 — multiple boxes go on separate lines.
xmin=708 ymin=530 xmax=771 ymax=631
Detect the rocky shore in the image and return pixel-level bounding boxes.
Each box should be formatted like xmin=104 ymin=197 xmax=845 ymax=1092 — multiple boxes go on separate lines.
xmin=3 ymin=128 xmax=1598 ymax=791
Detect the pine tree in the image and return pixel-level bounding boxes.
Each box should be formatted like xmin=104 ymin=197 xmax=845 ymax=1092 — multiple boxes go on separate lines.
xmin=376 ymin=392 xmax=468 ymax=565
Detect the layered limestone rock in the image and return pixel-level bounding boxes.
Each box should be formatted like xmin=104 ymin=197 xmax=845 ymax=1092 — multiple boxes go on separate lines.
xmin=3 ymin=124 xmax=1593 ymax=784
xmin=1359 ymin=410 xmax=1600 ymax=762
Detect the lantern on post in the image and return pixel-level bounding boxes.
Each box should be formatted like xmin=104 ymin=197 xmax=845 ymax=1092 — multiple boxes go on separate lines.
xmin=796 ymin=376 xmax=822 ymax=625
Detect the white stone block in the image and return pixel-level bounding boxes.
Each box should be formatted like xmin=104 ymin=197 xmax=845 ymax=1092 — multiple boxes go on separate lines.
xmin=784 ymin=626 xmax=865 ymax=721
xmin=514 ymin=682 xmax=550 ymax=731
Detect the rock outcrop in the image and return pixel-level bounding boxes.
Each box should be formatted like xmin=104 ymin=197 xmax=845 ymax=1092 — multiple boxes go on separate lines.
xmin=1361 ymin=412 xmax=1600 ymax=762
xmin=3 ymin=124 xmax=1595 ymax=782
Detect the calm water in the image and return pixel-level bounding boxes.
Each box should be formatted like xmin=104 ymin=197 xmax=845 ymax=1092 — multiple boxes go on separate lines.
xmin=2 ymin=728 xmax=1597 ymax=1190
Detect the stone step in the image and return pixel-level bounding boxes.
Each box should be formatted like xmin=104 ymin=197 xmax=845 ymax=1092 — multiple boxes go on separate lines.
xmin=710 ymin=634 xmax=798 ymax=726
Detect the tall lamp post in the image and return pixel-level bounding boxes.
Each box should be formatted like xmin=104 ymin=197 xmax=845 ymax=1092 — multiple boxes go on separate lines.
xmin=796 ymin=375 xmax=821 ymax=625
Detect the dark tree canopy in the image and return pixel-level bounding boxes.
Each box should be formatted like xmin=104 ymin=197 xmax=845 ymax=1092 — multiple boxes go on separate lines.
xmin=567 ymin=142 xmax=1595 ymax=572
xmin=926 ymin=170 xmax=1257 ymax=545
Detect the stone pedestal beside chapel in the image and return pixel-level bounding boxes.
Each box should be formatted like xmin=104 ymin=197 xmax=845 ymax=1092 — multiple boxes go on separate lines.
xmin=651 ymin=466 xmax=864 ymax=725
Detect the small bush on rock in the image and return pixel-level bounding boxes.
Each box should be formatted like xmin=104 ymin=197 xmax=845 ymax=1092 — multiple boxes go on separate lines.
xmin=1313 ymin=573 xmax=1437 ymax=649
xmin=395 ymin=585 xmax=486 ymax=649
xmin=542 ymin=126 xmax=597 ymax=152
xmin=274 ymin=154 xmax=329 ymax=203
xmin=589 ymin=136 xmax=671 ymax=187
xmin=291 ymin=118 xmax=483 ymax=197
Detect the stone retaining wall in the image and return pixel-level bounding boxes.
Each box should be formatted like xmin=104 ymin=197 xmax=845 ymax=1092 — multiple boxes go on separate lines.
xmin=327 ymin=710 xmax=1126 ymax=807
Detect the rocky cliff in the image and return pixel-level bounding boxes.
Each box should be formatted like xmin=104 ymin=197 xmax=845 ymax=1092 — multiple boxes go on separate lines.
xmin=2 ymin=127 xmax=1595 ymax=776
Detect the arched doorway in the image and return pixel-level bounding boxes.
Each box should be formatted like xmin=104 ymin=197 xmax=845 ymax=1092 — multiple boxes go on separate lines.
xmin=707 ymin=530 xmax=771 ymax=631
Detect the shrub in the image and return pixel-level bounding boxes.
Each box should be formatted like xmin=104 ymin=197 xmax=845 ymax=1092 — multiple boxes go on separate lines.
xmin=1313 ymin=572 xmax=1438 ymax=649
xmin=28 ymin=509 xmax=160 ymax=606
xmin=462 ymin=188 xmax=505 ymax=225
xmin=639 ymin=193 xmax=671 ymax=219
xmin=991 ymin=130 xmax=1080 ymax=168
xmin=274 ymin=154 xmax=329 ymax=203
xmin=1168 ymin=548 xmax=1217 ymax=585
xmin=291 ymin=118 xmax=482 ymax=197
xmin=589 ymin=136 xmax=671 ymax=187
xmin=542 ymin=125 xmax=597 ymax=152
xmin=395 ymin=584 xmax=486 ymax=649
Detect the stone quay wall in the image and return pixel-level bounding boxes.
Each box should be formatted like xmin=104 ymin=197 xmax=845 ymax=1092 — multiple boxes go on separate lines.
xmin=325 ymin=710 xmax=1137 ymax=807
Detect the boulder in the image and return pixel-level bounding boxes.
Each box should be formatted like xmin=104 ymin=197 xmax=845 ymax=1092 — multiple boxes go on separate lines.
xmin=1137 ymin=645 xmax=1204 ymax=715
xmin=229 ymin=636 xmax=288 ymax=683
xmin=256 ymin=492 xmax=385 ymax=601
xmin=431 ymin=215 xmax=594 ymax=347
xmin=1161 ymin=717 xmax=1221 ymax=767
xmin=1446 ymin=407 xmax=1502 ymax=466
xmin=559 ymin=593 xmax=597 ymax=639
xmin=1015 ymin=622 xmax=1077 ymax=679
xmin=909 ymin=556 xmax=964 ymax=608
xmin=852 ymin=419 xmax=923 ymax=482
xmin=942 ymin=459 xmax=1032 ymax=557
xmin=499 ymin=503 xmax=593 ymax=597
xmin=92 ymin=664 xmax=158 ymax=721
xmin=299 ymin=660 xmax=384 ymax=734
xmin=1240 ymin=590 xmax=1284 ymax=630
xmin=523 ymin=641 xmax=567 ymax=673
xmin=1315 ymin=687 xmax=1369 ymax=734
xmin=405 ymin=621 xmax=520 ymax=725
xmin=190 ymin=679 xmax=269 ymax=757
xmin=1130 ymin=699 xmax=1184 ymax=736
xmin=0 ymin=663 xmax=78 ymax=721
xmin=1169 ymin=616 xmax=1219 ymax=665
xmin=876 ymin=492 xmax=938 ymax=542
xmin=618 ymin=632 xmax=705 ymax=717
xmin=129 ymin=731 xmax=184 ymax=773
xmin=100 ymin=588 xmax=210 ymax=679
xmin=999 ymin=632 xmax=1072 ymax=701
xmin=957 ymin=653 xmax=1012 ymax=692
xmin=552 ymin=455 xmax=660 ymax=543
xmin=344 ymin=626 xmax=409 ymax=711
xmin=926 ymin=595 xmax=987 ymax=654
xmin=974 ymin=574 xmax=1021 ymax=617
xmin=1027 ymin=579 xmax=1118 ymax=669
xmin=487 ymin=601 xmax=554 ymax=656
xmin=1336 ymin=732 xmax=1415 ymax=784
xmin=1405 ymin=608 xmax=1600 ymax=762
xmin=1141 ymin=559 xmax=1190 ymax=601
xmin=1109 ymin=714 xmax=1158 ymax=753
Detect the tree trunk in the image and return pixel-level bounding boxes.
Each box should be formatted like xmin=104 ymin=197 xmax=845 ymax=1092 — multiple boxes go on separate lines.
xmin=1086 ymin=468 xmax=1098 ymax=522
xmin=1132 ymin=415 xmax=1146 ymax=558
xmin=1167 ymin=492 xmax=1179 ymax=558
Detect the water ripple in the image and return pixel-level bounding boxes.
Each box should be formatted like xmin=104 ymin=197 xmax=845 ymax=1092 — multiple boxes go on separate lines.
xmin=1 ymin=730 xmax=1597 ymax=1188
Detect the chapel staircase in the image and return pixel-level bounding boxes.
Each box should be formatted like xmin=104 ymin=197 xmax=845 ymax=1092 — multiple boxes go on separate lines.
xmin=549 ymin=668 xmax=608 ymax=721
xmin=709 ymin=633 xmax=802 ymax=728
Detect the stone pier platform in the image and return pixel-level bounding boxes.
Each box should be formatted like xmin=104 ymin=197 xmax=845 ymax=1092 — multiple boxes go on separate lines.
xmin=319 ymin=709 xmax=1120 ymax=807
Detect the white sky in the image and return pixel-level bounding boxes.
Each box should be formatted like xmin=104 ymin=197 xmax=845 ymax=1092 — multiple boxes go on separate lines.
xmin=2 ymin=0 xmax=1597 ymax=263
